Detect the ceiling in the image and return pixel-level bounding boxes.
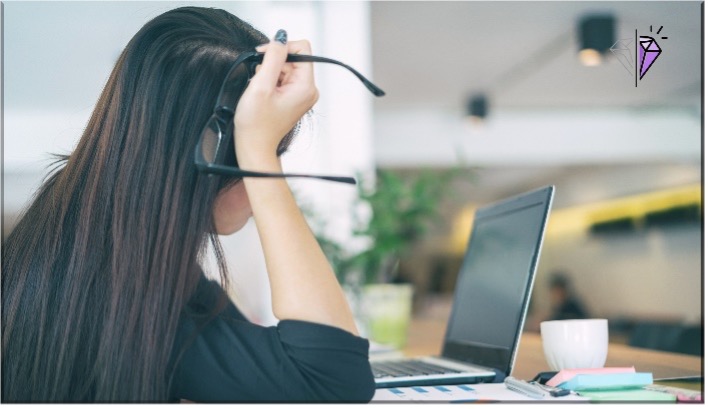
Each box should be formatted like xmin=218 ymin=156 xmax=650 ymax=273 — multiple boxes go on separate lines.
xmin=370 ymin=1 xmax=702 ymax=112
xmin=2 ymin=1 xmax=702 ymax=210
xmin=369 ymin=1 xmax=702 ymax=205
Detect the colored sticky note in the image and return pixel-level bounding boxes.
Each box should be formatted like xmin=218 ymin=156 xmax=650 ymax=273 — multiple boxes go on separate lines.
xmin=580 ymin=389 xmax=676 ymax=402
xmin=547 ymin=367 xmax=635 ymax=387
xmin=559 ymin=373 xmax=653 ymax=391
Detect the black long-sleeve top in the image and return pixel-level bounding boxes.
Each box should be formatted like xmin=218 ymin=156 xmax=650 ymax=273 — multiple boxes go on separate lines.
xmin=168 ymin=274 xmax=375 ymax=402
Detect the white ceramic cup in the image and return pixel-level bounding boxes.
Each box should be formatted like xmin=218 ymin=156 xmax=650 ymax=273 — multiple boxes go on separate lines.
xmin=540 ymin=319 xmax=608 ymax=371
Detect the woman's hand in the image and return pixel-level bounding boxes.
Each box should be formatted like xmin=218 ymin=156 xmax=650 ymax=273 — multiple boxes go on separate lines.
xmin=234 ymin=31 xmax=319 ymax=166
xmin=231 ymin=32 xmax=359 ymax=335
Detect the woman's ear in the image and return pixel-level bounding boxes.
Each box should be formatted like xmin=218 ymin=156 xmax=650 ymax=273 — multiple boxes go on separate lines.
xmin=213 ymin=181 xmax=252 ymax=235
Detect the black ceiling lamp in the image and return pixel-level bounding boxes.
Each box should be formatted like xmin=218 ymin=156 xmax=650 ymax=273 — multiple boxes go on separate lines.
xmin=466 ymin=94 xmax=488 ymax=124
xmin=578 ymin=14 xmax=616 ymax=66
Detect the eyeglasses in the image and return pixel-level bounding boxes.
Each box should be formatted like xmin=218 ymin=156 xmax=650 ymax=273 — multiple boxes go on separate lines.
xmin=195 ymin=51 xmax=385 ymax=185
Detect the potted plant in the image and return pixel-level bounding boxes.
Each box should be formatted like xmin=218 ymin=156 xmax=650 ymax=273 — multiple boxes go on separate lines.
xmin=314 ymin=168 xmax=464 ymax=348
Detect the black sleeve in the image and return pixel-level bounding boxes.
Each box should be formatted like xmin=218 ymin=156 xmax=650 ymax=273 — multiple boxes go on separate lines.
xmin=169 ymin=277 xmax=375 ymax=402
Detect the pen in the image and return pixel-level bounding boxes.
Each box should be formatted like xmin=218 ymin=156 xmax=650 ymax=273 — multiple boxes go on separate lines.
xmin=504 ymin=376 xmax=546 ymax=399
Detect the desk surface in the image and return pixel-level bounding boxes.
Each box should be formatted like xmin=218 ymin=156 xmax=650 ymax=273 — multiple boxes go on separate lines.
xmin=403 ymin=317 xmax=702 ymax=381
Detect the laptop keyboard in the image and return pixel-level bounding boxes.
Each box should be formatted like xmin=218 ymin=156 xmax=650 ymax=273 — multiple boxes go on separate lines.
xmin=371 ymin=359 xmax=462 ymax=379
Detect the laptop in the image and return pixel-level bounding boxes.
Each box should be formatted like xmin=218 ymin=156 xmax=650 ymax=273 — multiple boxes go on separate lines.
xmin=371 ymin=186 xmax=555 ymax=388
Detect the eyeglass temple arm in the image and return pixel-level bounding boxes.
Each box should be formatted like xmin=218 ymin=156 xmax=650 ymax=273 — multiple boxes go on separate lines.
xmin=199 ymin=162 xmax=356 ymax=185
xmin=254 ymin=52 xmax=385 ymax=97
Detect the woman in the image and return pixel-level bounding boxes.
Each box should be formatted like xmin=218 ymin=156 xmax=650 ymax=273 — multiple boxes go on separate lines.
xmin=2 ymin=7 xmax=375 ymax=402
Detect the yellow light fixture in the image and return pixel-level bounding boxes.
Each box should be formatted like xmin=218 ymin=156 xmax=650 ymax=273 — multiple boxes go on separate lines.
xmin=578 ymin=14 xmax=615 ymax=66
xmin=449 ymin=184 xmax=701 ymax=250
xmin=579 ymin=49 xmax=603 ymax=67
xmin=546 ymin=184 xmax=701 ymax=238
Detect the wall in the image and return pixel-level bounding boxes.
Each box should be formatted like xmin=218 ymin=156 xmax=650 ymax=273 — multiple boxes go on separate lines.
xmin=374 ymin=108 xmax=700 ymax=167
xmin=536 ymin=223 xmax=701 ymax=324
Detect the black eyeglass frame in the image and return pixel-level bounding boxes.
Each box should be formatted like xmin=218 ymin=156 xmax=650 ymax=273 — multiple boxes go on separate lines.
xmin=194 ymin=51 xmax=385 ymax=185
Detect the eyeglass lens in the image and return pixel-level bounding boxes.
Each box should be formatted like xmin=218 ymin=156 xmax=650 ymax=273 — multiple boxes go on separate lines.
xmin=200 ymin=117 xmax=223 ymax=164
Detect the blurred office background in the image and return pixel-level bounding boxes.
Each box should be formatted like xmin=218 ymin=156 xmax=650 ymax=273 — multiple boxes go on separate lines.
xmin=3 ymin=2 xmax=702 ymax=355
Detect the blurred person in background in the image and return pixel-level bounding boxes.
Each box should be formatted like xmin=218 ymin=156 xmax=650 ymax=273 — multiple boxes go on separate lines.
xmin=548 ymin=271 xmax=589 ymax=321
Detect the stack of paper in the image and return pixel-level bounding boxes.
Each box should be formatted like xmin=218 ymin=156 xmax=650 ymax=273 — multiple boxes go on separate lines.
xmin=372 ymin=383 xmax=588 ymax=402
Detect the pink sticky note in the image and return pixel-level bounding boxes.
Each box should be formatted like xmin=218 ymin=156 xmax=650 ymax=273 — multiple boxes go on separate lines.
xmin=546 ymin=367 xmax=636 ymax=387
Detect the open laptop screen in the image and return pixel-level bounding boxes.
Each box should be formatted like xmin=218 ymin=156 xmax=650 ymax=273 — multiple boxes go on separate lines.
xmin=442 ymin=186 xmax=553 ymax=375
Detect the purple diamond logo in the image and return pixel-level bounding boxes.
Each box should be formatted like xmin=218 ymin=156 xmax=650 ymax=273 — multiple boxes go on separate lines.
xmin=638 ymin=35 xmax=662 ymax=80
xmin=613 ymin=25 xmax=667 ymax=86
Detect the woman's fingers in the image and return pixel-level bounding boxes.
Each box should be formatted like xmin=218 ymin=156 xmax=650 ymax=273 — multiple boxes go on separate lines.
xmin=286 ymin=39 xmax=313 ymax=55
xmin=254 ymin=38 xmax=315 ymax=88
xmin=283 ymin=40 xmax=315 ymax=87
xmin=250 ymin=30 xmax=289 ymax=91
xmin=257 ymin=39 xmax=313 ymax=56
xmin=234 ymin=32 xmax=320 ymax=159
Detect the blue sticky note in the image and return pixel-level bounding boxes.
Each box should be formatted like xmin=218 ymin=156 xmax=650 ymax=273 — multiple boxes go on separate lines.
xmin=412 ymin=387 xmax=429 ymax=393
xmin=560 ymin=373 xmax=653 ymax=391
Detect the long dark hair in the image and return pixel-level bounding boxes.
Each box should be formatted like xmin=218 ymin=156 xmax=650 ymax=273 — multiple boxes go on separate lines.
xmin=2 ymin=7 xmax=271 ymax=402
